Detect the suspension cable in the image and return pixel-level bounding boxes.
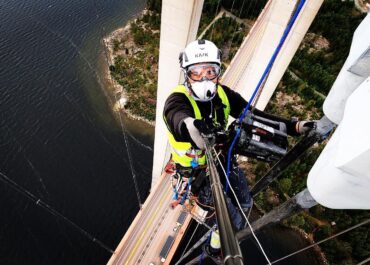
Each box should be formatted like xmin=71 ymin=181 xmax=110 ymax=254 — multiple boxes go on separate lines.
xmin=212 ymin=147 xmax=272 ymax=265
xmin=0 ymin=171 xmax=114 ymax=254
xmin=180 ymin=222 xmax=200 ymax=259
xmin=95 ymin=1 xmax=143 ymax=208
xmin=3 ymin=124 xmax=49 ymax=199
xmin=228 ymin=0 xmax=247 ymax=48
xmin=175 ymin=224 xmax=217 ymax=265
xmin=210 ymin=0 xmax=222 ymax=41
xmin=357 ymin=257 xmax=370 ymax=265
xmin=225 ymin=0 xmax=237 ymax=32
xmin=205 ymin=140 xmax=243 ymax=265
xmin=269 ymin=219 xmax=370 ymax=265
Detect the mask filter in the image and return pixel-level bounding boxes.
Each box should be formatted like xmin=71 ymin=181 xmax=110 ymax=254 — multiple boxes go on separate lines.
xmin=190 ymin=80 xmax=217 ymax=102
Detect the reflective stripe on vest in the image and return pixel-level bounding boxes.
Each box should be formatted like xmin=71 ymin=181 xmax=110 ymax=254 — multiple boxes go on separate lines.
xmin=166 ymin=84 xmax=230 ymax=167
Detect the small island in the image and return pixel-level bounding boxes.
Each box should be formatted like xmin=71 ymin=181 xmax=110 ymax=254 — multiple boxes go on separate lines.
xmin=104 ymin=8 xmax=160 ymax=124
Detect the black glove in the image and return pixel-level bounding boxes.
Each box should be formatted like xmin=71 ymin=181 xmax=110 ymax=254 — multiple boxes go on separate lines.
xmin=183 ymin=118 xmax=211 ymax=149
xmin=193 ymin=119 xmax=212 ymax=136
xmin=296 ymin=120 xmax=315 ymax=135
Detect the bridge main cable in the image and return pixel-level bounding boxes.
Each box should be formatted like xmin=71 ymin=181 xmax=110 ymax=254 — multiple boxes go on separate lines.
xmin=204 ymin=139 xmax=244 ymax=265
xmin=0 ymin=171 xmax=114 ymax=254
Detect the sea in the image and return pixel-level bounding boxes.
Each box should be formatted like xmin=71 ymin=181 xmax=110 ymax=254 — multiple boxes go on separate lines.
xmin=0 ymin=1 xmax=322 ymax=264
xmin=0 ymin=0 xmax=153 ymax=264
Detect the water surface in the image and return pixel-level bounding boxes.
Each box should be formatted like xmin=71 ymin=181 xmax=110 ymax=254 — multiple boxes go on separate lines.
xmin=0 ymin=1 xmax=152 ymax=264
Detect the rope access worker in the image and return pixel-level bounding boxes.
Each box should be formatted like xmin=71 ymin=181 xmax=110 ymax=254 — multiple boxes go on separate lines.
xmin=163 ymin=39 xmax=313 ymax=230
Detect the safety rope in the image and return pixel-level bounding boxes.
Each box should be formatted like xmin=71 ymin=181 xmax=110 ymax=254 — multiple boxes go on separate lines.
xmin=269 ymin=219 xmax=370 ymax=265
xmin=180 ymin=176 xmax=192 ymax=205
xmin=0 ymin=171 xmax=114 ymax=254
xmin=226 ymin=0 xmax=307 ymax=191
xmin=212 ymin=147 xmax=272 ymax=265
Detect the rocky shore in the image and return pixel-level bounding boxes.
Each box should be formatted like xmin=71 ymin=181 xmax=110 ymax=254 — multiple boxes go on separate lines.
xmin=102 ymin=9 xmax=156 ymax=126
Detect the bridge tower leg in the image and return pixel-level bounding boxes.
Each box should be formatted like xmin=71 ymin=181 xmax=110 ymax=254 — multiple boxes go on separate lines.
xmin=151 ymin=0 xmax=205 ymax=187
xmin=222 ymin=0 xmax=323 ymax=111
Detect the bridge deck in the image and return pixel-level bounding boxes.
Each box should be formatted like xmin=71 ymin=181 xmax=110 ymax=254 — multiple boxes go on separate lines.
xmin=108 ymin=173 xmax=191 ymax=265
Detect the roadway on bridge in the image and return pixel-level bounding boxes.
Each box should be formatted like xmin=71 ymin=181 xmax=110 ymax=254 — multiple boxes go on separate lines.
xmin=108 ymin=173 xmax=185 ymax=265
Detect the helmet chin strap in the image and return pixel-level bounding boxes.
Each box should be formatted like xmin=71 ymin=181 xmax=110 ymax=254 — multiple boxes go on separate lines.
xmin=185 ymin=80 xmax=199 ymax=100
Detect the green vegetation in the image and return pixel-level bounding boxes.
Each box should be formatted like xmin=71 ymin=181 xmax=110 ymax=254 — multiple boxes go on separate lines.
xmin=109 ymin=9 xmax=160 ymax=120
xmin=198 ymin=0 xmax=221 ymax=34
xmin=288 ymin=0 xmax=364 ymax=98
xmin=146 ymin=0 xmax=161 ymax=13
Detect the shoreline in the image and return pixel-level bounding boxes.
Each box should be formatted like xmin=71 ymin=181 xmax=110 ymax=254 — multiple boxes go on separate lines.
xmin=291 ymin=226 xmax=329 ymax=265
xmin=101 ymin=10 xmax=155 ymax=127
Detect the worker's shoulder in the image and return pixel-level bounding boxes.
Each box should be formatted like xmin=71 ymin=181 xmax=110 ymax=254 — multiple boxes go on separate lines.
xmin=219 ymin=83 xmax=231 ymax=89
xmin=167 ymin=90 xmax=188 ymax=100
xmin=165 ymin=90 xmax=191 ymax=106
xmin=218 ymin=83 xmax=233 ymax=93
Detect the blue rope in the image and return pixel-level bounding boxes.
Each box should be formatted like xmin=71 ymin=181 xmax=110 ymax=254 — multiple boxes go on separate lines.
xmin=225 ymin=0 xmax=307 ymax=191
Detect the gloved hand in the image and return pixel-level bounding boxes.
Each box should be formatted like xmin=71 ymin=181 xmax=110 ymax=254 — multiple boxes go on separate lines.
xmin=296 ymin=120 xmax=315 ymax=135
xmin=183 ymin=117 xmax=211 ymax=149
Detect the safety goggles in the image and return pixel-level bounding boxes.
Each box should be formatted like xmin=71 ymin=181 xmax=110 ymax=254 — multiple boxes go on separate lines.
xmin=186 ymin=63 xmax=221 ymax=81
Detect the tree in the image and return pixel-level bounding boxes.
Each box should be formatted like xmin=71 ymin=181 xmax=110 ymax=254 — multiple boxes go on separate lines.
xmin=279 ymin=178 xmax=292 ymax=194
xmin=147 ymin=0 xmax=161 ymax=13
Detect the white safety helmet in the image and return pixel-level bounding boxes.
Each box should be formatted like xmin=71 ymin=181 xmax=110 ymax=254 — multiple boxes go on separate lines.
xmin=179 ymin=39 xmax=221 ymax=69
xmin=179 ymin=40 xmax=222 ymax=102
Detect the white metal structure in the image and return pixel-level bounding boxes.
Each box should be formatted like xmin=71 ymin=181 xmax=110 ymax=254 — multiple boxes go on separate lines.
xmin=152 ymin=0 xmax=204 ymax=187
xmin=308 ymin=13 xmax=370 ymax=209
xmin=222 ymin=0 xmax=323 ymax=111
xmin=323 ymin=13 xmax=370 ymax=124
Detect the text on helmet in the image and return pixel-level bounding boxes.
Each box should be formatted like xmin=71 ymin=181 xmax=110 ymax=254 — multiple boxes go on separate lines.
xmin=194 ymin=53 xmax=208 ymax=58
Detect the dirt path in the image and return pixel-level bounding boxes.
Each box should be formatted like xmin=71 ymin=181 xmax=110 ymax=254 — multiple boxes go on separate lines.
xmin=198 ymin=7 xmax=252 ymax=39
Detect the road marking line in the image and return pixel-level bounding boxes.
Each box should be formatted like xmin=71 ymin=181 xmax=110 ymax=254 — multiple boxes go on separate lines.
xmin=124 ymin=185 xmax=171 ymax=265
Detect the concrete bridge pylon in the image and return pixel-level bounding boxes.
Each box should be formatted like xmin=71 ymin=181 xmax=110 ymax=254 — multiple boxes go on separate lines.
xmin=152 ymin=0 xmax=204 ymax=187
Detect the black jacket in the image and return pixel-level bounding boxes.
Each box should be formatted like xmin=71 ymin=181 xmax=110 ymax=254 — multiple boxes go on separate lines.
xmin=163 ymin=84 xmax=299 ymax=143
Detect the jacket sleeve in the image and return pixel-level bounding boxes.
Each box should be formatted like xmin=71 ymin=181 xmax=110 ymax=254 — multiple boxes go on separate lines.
xmin=222 ymin=85 xmax=300 ymax=136
xmin=163 ymin=92 xmax=194 ymax=142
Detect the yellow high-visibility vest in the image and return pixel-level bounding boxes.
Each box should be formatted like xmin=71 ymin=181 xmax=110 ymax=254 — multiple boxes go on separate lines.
xmin=164 ymin=84 xmax=230 ymax=167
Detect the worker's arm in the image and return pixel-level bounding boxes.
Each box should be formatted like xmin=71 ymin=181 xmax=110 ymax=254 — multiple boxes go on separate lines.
xmin=221 ymin=85 xmax=302 ymax=136
xmin=164 ymin=93 xmax=213 ymax=149
xmin=163 ymin=93 xmax=194 ymax=142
